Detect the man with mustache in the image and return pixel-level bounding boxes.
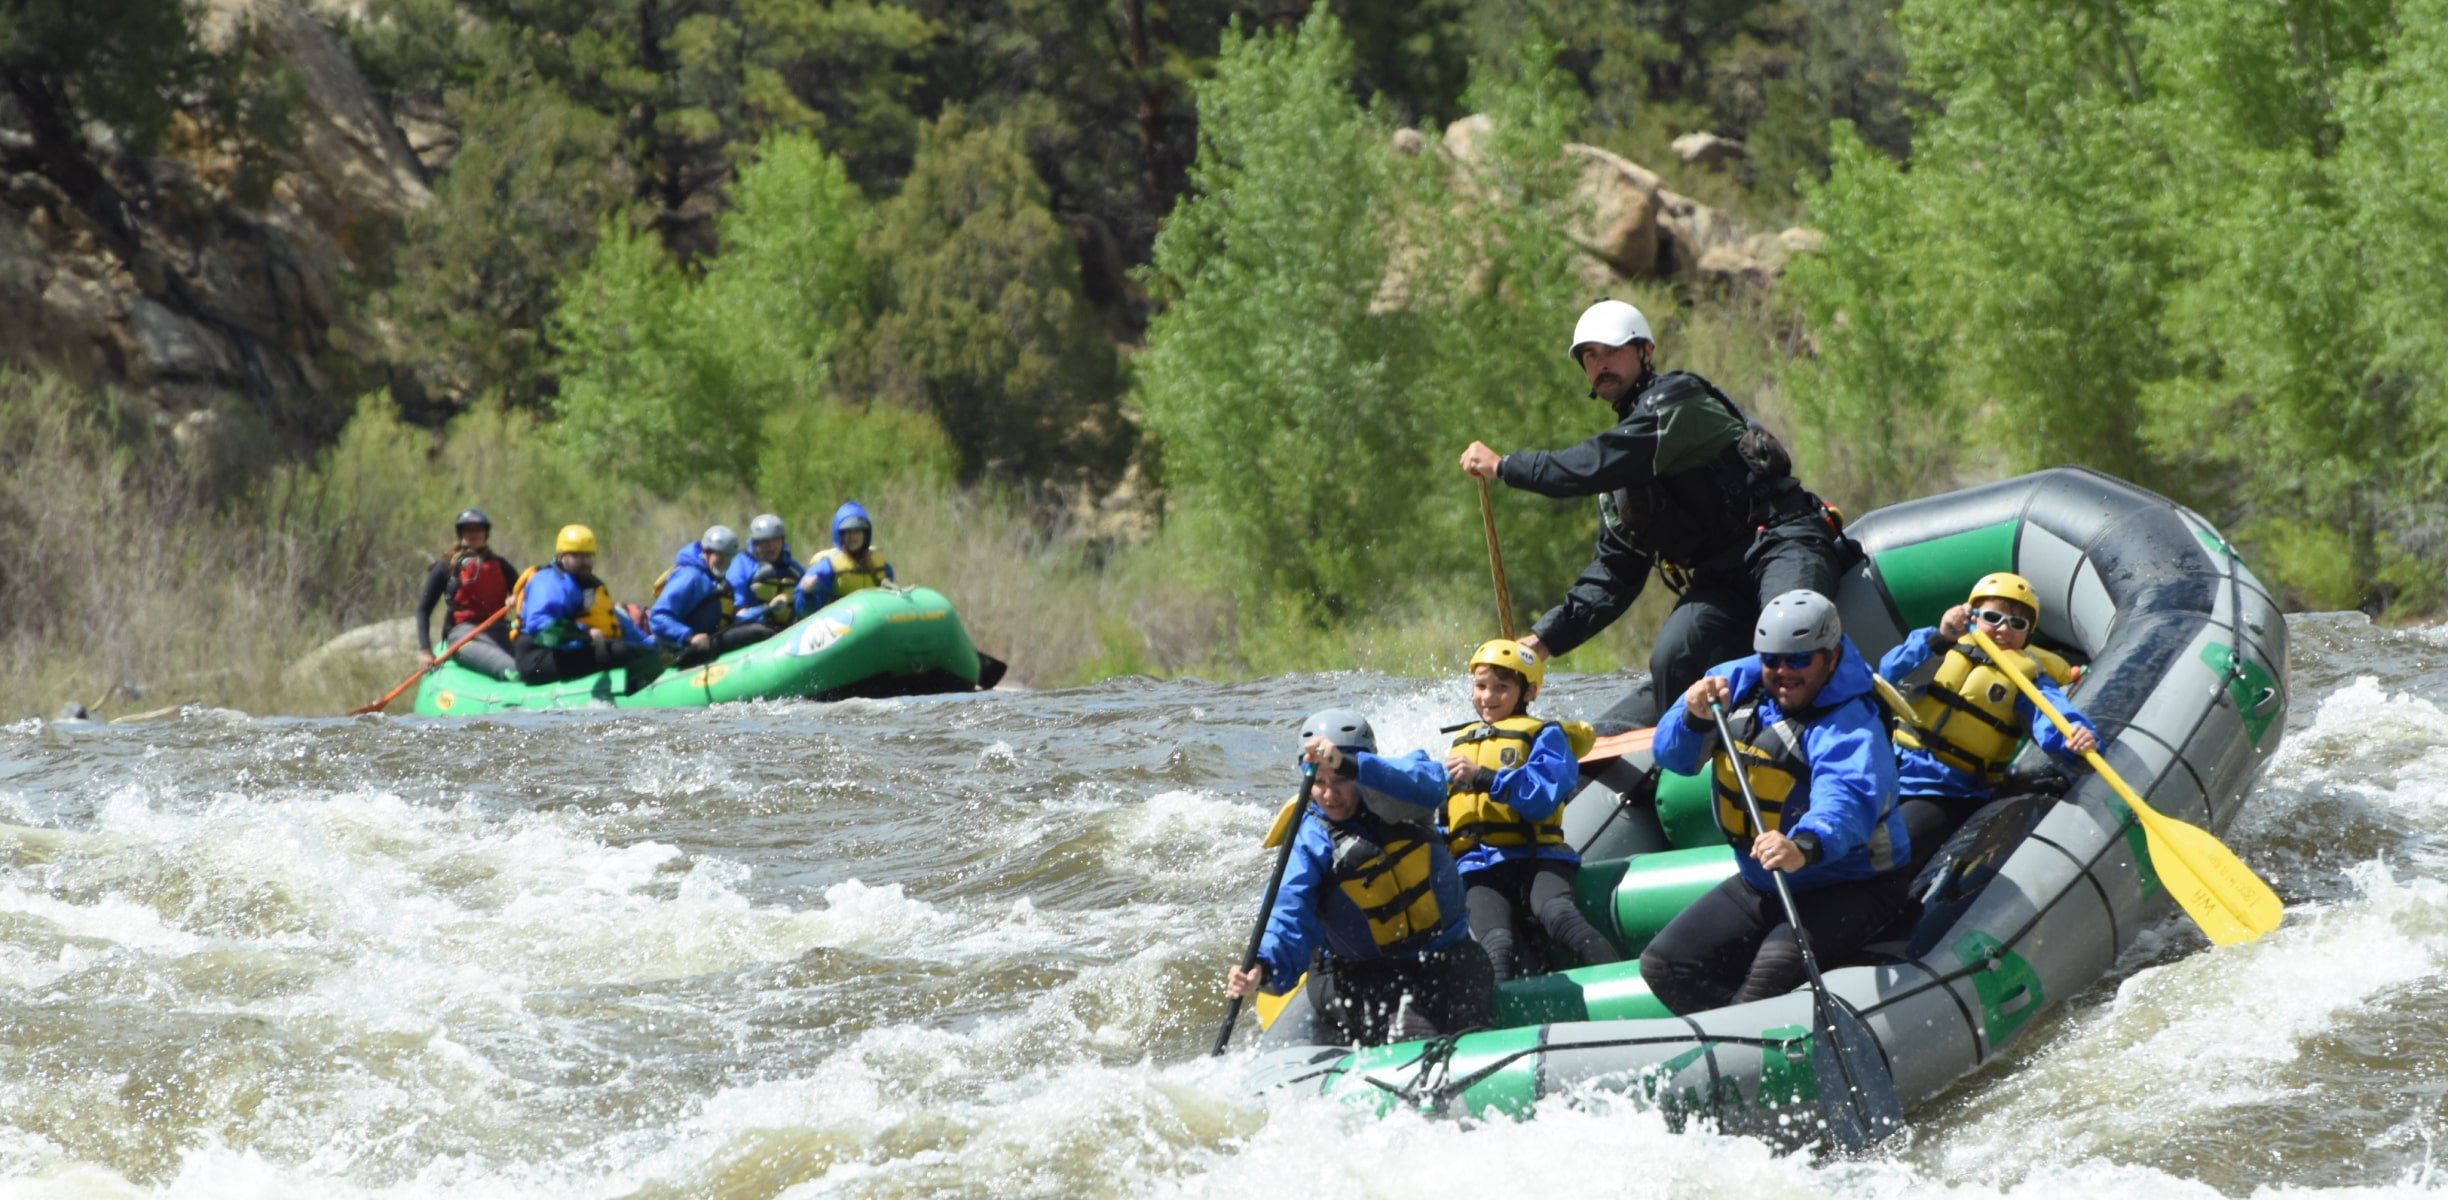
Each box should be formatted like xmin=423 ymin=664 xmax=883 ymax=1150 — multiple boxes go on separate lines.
xmin=1459 ymin=300 xmax=1849 ymax=732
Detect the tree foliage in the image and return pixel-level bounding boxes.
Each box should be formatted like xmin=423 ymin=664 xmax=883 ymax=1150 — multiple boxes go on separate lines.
xmin=1787 ymin=0 xmax=2444 ymax=613
xmin=550 ymin=134 xmax=881 ymax=495
xmin=1137 ymin=11 xmax=1626 ymax=621
xmin=843 ymin=108 xmax=1130 ymax=484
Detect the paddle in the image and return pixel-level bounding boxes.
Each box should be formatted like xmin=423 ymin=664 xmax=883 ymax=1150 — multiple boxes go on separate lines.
xmin=348 ymin=604 xmax=509 ymax=716
xmin=976 ymin=651 xmax=1009 ymax=691
xmin=1476 ymin=477 xmax=1516 ymax=640
xmin=1967 ymin=627 xmax=2282 ymax=946
xmin=1215 ymin=769 xmax=1310 ymax=1055
xmin=1710 ymin=700 xmax=1901 ymax=1152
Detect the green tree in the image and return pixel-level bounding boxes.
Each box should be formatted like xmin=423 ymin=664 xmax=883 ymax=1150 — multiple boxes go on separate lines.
xmin=551 ymin=134 xmax=878 ymax=495
xmin=843 ymin=107 xmax=1129 ymax=484
xmin=1137 ymin=11 xmax=1609 ymax=618
xmin=382 ymin=76 xmax=633 ymax=412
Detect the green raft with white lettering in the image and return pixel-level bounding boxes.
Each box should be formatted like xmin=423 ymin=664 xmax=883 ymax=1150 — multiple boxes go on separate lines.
xmin=412 ymin=586 xmax=984 ymax=715
xmin=1242 ymin=467 xmax=2290 ymax=1147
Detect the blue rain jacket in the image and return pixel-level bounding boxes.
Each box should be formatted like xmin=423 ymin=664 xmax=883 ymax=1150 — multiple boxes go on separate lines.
xmin=647 ymin=542 xmax=732 ymax=647
xmin=1252 ymin=751 xmax=1471 ymax=993
xmin=727 ymin=541 xmax=804 ymax=627
xmin=1653 ymin=637 xmax=1908 ymax=893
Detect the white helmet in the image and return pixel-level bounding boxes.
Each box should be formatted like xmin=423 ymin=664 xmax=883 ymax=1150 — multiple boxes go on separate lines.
xmin=1755 ymin=590 xmax=1842 ymax=655
xmin=1569 ymin=300 xmax=1653 ymax=362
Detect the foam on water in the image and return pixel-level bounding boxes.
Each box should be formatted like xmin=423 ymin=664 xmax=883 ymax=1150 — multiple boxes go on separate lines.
xmin=10 ymin=643 xmax=2448 ymax=1196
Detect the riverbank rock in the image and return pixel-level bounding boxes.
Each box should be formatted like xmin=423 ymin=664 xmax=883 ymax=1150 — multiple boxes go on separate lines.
xmin=1424 ymin=115 xmax=1814 ymax=292
xmin=0 ymin=0 xmax=429 ymax=438
xmin=287 ymin=617 xmax=419 ymax=683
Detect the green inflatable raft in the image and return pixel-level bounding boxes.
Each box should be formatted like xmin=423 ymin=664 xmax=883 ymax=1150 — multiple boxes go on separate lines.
xmin=412 ymin=586 xmax=986 ymax=715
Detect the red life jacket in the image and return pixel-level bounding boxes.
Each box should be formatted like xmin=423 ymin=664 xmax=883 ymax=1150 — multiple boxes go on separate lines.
xmin=448 ymin=551 xmax=513 ymax=627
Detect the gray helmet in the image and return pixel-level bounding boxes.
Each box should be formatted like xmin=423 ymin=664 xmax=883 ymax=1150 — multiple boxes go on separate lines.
xmin=1755 ymin=589 xmax=1842 ymax=655
xmin=1298 ymin=707 xmax=1377 ymax=754
xmin=701 ymin=525 xmax=742 ymax=556
xmin=748 ymin=513 xmax=786 ymax=542
xmin=454 ymin=507 xmax=491 ymax=530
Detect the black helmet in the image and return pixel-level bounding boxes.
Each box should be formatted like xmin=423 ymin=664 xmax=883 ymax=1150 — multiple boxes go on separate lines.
xmin=455 ymin=507 xmax=491 ymax=531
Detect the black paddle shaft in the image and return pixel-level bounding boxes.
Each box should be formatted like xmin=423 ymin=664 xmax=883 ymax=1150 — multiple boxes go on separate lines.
xmin=1213 ymin=771 xmax=1308 ymax=1056
xmin=1709 ymin=701 xmax=1884 ymax=1146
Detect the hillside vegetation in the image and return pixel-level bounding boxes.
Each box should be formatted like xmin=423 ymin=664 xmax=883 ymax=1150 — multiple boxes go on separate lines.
xmin=0 ymin=0 xmax=2436 ymax=718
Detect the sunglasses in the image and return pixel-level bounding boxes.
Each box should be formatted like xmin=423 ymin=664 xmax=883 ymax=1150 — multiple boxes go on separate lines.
xmin=1973 ymin=609 xmax=2033 ymax=632
xmin=1759 ymin=651 xmax=1819 ymax=671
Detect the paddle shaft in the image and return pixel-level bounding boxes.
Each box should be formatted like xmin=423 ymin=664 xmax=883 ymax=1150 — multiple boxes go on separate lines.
xmin=1709 ymin=701 xmax=1876 ymax=1129
xmin=1477 ymin=477 xmax=1515 ymax=641
xmin=1214 ymin=772 xmax=1307 ymax=1055
xmin=349 ymin=603 xmax=510 ymax=716
xmin=1965 ymin=626 xmax=2280 ymax=944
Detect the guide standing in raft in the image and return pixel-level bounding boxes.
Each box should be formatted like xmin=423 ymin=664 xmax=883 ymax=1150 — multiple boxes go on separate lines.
xmin=1458 ymin=300 xmax=1850 ymax=731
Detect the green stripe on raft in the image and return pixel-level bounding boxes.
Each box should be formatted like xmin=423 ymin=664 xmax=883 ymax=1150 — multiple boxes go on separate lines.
xmin=1870 ymin=518 xmax=2017 ymax=632
xmin=413 ymin=586 xmax=980 ymax=715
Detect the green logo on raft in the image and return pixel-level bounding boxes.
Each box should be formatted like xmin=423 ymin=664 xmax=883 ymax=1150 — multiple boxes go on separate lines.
xmin=2202 ymin=641 xmax=2279 ymax=746
xmin=1646 ymin=1023 xmax=1819 ymax=1113
xmin=1952 ymin=930 xmax=2043 ymax=1048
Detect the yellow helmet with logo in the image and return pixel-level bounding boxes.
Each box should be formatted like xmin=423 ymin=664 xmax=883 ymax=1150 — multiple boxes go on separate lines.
xmin=1468 ymin=639 xmax=1544 ymax=690
xmin=1968 ymin=571 xmax=2039 ymax=614
xmin=555 ymin=524 xmax=599 ymax=555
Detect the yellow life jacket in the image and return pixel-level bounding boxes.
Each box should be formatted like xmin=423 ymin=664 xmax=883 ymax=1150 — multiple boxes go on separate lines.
xmin=1713 ymin=692 xmax=1901 ymax=874
xmin=814 ymin=546 xmax=891 ymax=597
xmin=507 ymin=565 xmax=617 ymax=644
xmin=1712 ymin=701 xmax=1811 ymax=846
xmin=1895 ymin=640 xmax=2077 ymax=784
xmin=1443 ymin=715 xmax=1568 ymax=856
xmin=1320 ymin=803 xmax=1449 ymax=955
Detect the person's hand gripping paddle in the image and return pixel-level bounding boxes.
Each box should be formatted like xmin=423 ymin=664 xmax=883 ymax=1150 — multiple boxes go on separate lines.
xmin=1968 ymin=627 xmax=2281 ymax=945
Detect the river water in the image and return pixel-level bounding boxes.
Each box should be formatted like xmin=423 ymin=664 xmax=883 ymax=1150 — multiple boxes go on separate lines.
xmin=1 ymin=611 xmax=2443 ymax=1198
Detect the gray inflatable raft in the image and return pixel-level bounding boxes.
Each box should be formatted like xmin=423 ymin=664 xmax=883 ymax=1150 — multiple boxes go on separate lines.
xmin=1242 ymin=467 xmax=2289 ymax=1145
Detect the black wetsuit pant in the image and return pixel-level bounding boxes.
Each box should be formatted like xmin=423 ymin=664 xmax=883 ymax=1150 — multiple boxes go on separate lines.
xmin=1899 ymin=794 xmax=1982 ymax=877
xmin=668 ymin=622 xmax=774 ymax=668
xmin=443 ymin=621 xmax=517 ymax=680
xmin=1464 ymin=857 xmax=1623 ymax=982
xmin=1308 ymin=938 xmax=1496 ymax=1046
xmin=1638 ymin=870 xmax=1909 ymax=1015
xmin=515 ymin=637 xmax=664 ymax=691
xmin=1597 ymin=514 xmax=1843 ymax=732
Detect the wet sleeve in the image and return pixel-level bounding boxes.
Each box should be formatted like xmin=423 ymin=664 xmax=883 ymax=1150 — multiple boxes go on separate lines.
xmin=647 ymin=575 xmax=703 ymax=644
xmin=2025 ymin=679 xmax=2098 ymax=760
xmin=1527 ymin=520 xmax=1653 ymax=657
xmin=1255 ymin=822 xmax=1325 ymax=990
xmin=1489 ymin=725 xmax=1577 ymax=822
xmin=1496 ymin=421 xmax=1658 ymax=499
xmin=1792 ymin=713 xmax=1892 ymax=862
xmin=1355 ymin=751 xmax=1446 ymax=825
xmin=1651 ymin=701 xmax=1717 ymax=775
xmin=1878 ymin=627 xmax=1945 ymax=682
xmin=415 ymin=560 xmax=450 ymax=649
xmin=801 ymin=560 xmax=837 ymax=609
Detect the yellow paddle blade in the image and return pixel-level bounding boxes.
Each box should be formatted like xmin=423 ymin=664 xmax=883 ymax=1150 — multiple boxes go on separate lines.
xmin=1968 ymin=627 xmax=2283 ymax=946
xmin=1254 ymin=972 xmax=1305 ymax=1030
xmin=1262 ymin=793 xmax=1306 ymax=849
xmin=2122 ymin=785 xmax=2286 ymax=946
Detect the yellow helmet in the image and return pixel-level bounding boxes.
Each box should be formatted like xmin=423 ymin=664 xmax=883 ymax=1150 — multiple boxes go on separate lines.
xmin=1968 ymin=571 xmax=2039 ymax=614
xmin=555 ymin=524 xmax=599 ymax=555
xmin=1468 ymin=639 xmax=1544 ymax=690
